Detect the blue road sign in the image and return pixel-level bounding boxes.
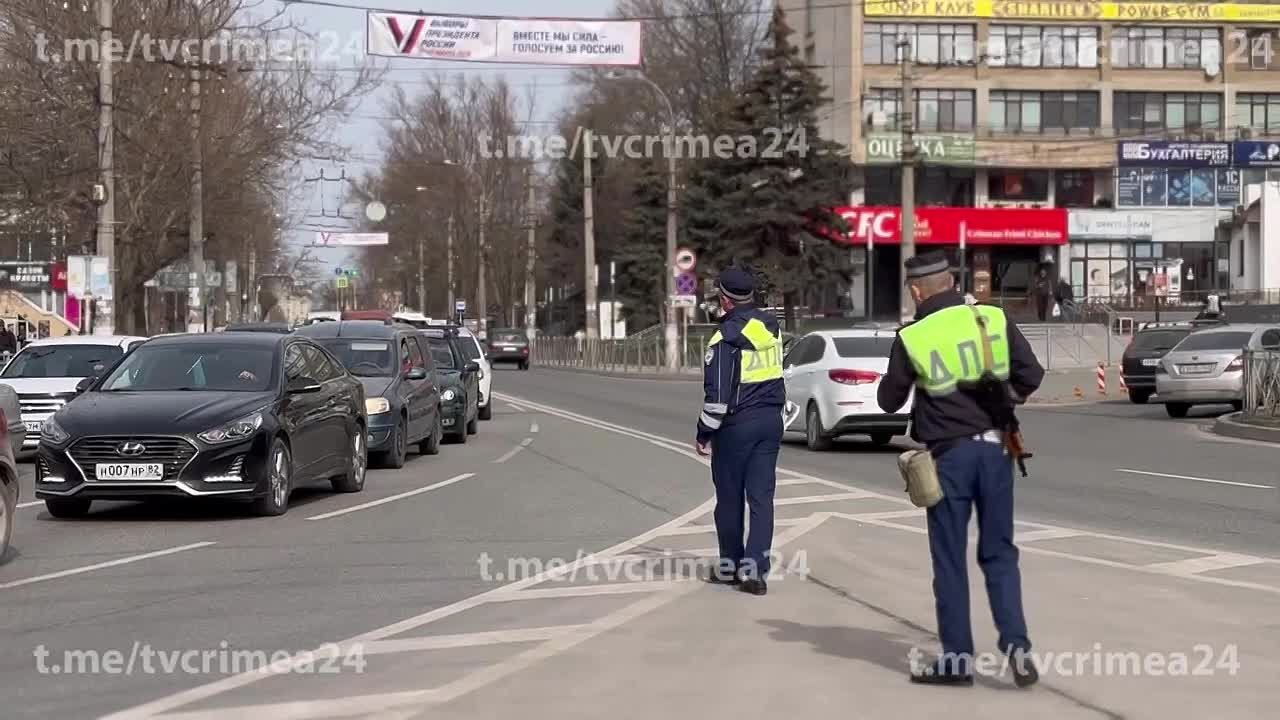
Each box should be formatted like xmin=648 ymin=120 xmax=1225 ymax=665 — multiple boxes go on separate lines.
xmin=676 ymin=271 xmax=698 ymax=295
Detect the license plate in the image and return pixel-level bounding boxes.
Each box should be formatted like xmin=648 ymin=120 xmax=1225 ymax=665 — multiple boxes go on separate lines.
xmin=95 ymin=463 xmax=164 ymax=481
xmin=24 ymin=421 xmax=42 ymax=433
xmin=1178 ymin=364 xmax=1215 ymax=375
xmin=442 ymin=418 xmax=455 ymax=426
xmin=1142 ymin=358 xmax=1160 ymax=367
xmin=502 ymin=347 xmax=517 ymax=352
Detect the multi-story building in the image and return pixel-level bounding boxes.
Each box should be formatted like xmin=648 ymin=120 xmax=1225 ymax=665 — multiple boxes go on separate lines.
xmin=786 ymin=0 xmax=1280 ymax=317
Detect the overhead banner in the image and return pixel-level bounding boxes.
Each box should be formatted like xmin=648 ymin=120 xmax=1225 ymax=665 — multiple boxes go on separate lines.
xmin=367 ymin=12 xmax=643 ymax=65
xmin=865 ymin=1 xmax=1280 ymax=23
xmin=314 ymin=232 xmax=389 ymax=247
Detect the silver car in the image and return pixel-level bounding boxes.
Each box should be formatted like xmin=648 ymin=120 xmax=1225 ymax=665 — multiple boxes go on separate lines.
xmin=1156 ymin=324 xmax=1280 ymax=418
xmin=0 ymin=382 xmax=26 ymax=562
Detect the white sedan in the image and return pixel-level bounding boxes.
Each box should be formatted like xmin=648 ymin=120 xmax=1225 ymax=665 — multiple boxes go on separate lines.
xmin=782 ymin=328 xmax=913 ymax=450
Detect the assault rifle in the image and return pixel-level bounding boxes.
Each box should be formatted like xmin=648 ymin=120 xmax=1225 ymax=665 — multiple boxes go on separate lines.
xmin=969 ymin=306 xmax=1033 ymax=477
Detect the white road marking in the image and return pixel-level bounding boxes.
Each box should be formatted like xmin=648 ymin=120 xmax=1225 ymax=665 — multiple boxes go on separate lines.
xmin=506 ymin=402 xmax=527 ymax=413
xmin=512 ymin=580 xmax=685 ymax=600
xmin=493 ymin=438 xmax=534 ymax=464
xmin=774 ymin=491 xmax=877 ymax=506
xmin=1145 ymin=553 xmax=1270 ymax=576
xmin=305 ymin=473 xmax=476 ymax=521
xmin=17 ymin=500 xmax=42 ymax=509
xmin=0 ymin=542 xmax=215 ymax=591
xmin=1016 ymin=528 xmax=1087 ymax=543
xmin=1115 ymin=468 xmax=1275 ymax=489
xmin=530 ymin=421 xmax=539 ymax=433
xmin=358 ymin=626 xmax=586 ymax=655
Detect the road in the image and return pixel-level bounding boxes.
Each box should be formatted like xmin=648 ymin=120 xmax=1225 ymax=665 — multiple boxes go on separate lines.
xmin=1 ymin=366 xmax=1276 ymax=719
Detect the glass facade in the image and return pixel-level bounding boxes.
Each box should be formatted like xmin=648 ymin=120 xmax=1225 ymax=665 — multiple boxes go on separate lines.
xmin=1069 ymin=240 xmax=1227 ymax=306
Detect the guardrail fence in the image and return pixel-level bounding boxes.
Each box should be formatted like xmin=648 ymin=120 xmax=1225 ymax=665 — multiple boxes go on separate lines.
xmin=1242 ymin=349 xmax=1280 ymax=419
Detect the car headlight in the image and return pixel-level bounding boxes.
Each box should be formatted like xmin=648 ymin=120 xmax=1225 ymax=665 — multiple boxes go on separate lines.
xmin=197 ymin=412 xmax=263 ymax=445
xmin=365 ymin=397 xmax=391 ymax=415
xmin=441 ymin=389 xmax=457 ymax=402
xmin=41 ymin=417 xmax=69 ymax=445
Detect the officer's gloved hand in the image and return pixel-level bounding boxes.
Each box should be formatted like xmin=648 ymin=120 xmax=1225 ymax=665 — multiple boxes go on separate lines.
xmin=782 ymin=401 xmax=800 ymax=429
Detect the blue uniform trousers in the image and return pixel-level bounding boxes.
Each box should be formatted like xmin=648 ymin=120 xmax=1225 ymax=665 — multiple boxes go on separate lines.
xmin=927 ymin=438 xmax=1031 ymax=660
xmin=710 ymin=408 xmax=782 ymax=580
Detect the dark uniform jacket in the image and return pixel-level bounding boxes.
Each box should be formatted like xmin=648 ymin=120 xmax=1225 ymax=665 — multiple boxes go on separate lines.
xmin=877 ymin=292 xmax=1044 ymax=446
xmin=696 ymin=304 xmax=786 ymax=445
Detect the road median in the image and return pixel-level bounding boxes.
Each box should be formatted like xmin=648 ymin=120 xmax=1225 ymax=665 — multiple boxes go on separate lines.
xmin=1212 ymin=412 xmax=1280 ymax=443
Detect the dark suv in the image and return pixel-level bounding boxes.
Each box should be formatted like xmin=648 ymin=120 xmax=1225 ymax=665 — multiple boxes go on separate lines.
xmin=1120 ymin=321 xmax=1214 ymax=403
xmin=295 ymin=320 xmax=442 ymax=468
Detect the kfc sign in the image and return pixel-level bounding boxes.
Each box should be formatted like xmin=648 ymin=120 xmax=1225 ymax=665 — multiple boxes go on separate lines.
xmin=828 ymin=206 xmax=1067 ymax=247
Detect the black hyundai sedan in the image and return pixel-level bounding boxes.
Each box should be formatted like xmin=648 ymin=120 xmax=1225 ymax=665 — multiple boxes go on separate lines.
xmin=35 ymin=332 xmax=367 ymax=518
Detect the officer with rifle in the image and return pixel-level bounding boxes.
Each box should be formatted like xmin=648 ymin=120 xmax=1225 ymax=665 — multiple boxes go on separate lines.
xmin=877 ymin=251 xmax=1044 ymax=687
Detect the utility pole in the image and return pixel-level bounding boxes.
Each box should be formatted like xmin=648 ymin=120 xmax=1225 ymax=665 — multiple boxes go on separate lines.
xmin=664 ymin=121 xmax=678 ymax=370
xmin=446 ymin=213 xmax=455 ymax=313
xmin=524 ymin=167 xmax=538 ymax=338
xmin=477 ymin=194 xmax=488 ymax=339
xmin=186 ymin=55 xmax=206 ymax=333
xmin=416 ymin=231 xmax=425 ymax=311
xmin=898 ymin=38 xmax=917 ymax=323
xmin=583 ymin=129 xmax=598 ymax=339
xmin=95 ymin=0 xmax=116 ymax=334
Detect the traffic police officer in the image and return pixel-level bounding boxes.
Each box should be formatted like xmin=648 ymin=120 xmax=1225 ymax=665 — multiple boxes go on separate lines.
xmin=695 ymin=268 xmax=786 ymax=596
xmin=877 ymin=251 xmax=1044 ymax=687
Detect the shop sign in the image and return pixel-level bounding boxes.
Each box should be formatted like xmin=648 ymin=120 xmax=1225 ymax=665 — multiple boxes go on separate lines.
xmin=0 ymin=261 xmax=52 ymax=291
xmin=865 ymin=133 xmax=975 ymax=165
xmin=831 ymin=206 xmax=1068 ymax=246
xmin=1067 ymin=210 xmax=1153 ymax=238
xmin=1118 ymin=141 xmax=1231 ymax=168
xmin=1116 ymin=168 xmax=1240 ymax=208
xmin=865 ymin=1 xmax=1280 ymax=23
xmin=1233 ymin=141 xmax=1280 ymax=168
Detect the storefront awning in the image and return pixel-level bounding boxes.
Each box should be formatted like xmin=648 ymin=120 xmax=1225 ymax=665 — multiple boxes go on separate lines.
xmin=825 ymin=206 xmax=1069 ymax=247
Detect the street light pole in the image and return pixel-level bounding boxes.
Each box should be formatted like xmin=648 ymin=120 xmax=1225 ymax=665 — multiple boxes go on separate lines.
xmin=95 ymin=0 xmax=116 ymax=334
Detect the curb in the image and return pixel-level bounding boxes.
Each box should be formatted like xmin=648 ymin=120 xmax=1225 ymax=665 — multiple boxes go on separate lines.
xmin=1211 ymin=412 xmax=1280 ymax=444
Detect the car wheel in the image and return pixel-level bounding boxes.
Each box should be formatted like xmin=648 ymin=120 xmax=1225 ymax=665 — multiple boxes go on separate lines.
xmin=0 ymin=479 xmax=15 ymax=561
xmin=479 ymin=401 xmax=492 ymax=421
xmin=331 ymin=425 xmax=367 ymax=493
xmin=251 ymin=439 xmax=292 ymax=517
xmin=44 ymin=497 xmax=92 ymax=518
xmin=1128 ymin=389 xmax=1151 ymax=404
xmin=805 ymin=403 xmax=833 ymax=451
xmin=869 ymin=432 xmax=894 ymax=446
xmin=1165 ymin=402 xmax=1191 ymax=418
xmin=376 ymin=416 xmax=407 ymax=469
xmin=519 ymin=361 xmax=529 ymax=371
xmin=1231 ymin=400 xmax=1244 ymax=412
xmin=420 ymin=415 xmax=442 ymax=455
xmin=466 ymin=409 xmax=479 ymax=435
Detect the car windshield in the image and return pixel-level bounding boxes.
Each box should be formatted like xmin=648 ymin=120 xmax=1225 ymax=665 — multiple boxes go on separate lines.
xmin=833 ymin=336 xmax=896 ymax=357
xmin=314 ymin=339 xmax=394 ymax=377
xmin=1 ymin=344 xmax=123 ymax=378
xmin=1174 ymin=331 xmax=1254 ymax=352
xmin=493 ymin=332 xmax=524 ymax=344
xmin=458 ymin=337 xmax=483 ymax=361
xmin=98 ymin=344 xmax=276 ymax=392
xmin=1133 ymin=329 xmax=1190 ymax=352
xmin=427 ymin=338 xmax=456 ymax=369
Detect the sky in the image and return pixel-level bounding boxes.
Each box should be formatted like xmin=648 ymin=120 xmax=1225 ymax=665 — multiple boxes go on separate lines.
xmin=270 ymin=0 xmax=614 ymax=279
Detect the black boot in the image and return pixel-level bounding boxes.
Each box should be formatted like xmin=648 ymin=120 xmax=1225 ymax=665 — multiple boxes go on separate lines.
xmin=704 ymin=562 xmax=740 ymax=585
xmin=909 ymin=656 xmax=974 ymax=686
xmin=738 ymin=578 xmax=767 ymax=596
xmin=1009 ymin=649 xmax=1039 ymax=688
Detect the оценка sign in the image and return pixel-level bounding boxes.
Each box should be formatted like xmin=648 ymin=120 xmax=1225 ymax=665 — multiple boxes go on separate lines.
xmin=865 ymin=133 xmax=976 ymax=165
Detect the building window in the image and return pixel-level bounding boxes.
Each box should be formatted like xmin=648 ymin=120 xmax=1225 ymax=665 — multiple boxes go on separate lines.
xmin=1235 ymin=93 xmax=1280 ymax=134
xmin=1055 ymin=170 xmax=1095 ymax=208
xmin=991 ymin=91 xmax=1099 ymax=133
xmin=863 ymin=23 xmax=975 ymax=65
xmin=988 ymin=25 xmax=1099 ymax=68
xmin=1112 ymin=27 xmax=1221 ymax=69
xmin=865 ymin=88 xmax=974 ymax=131
xmin=865 ymin=167 xmax=975 ymax=206
xmin=988 ymin=170 xmax=1050 ymax=202
xmin=1113 ymin=92 xmax=1221 ymax=135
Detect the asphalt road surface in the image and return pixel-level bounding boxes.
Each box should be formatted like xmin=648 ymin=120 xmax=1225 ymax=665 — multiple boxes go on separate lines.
xmin=0 ymin=366 xmax=1275 ymax=719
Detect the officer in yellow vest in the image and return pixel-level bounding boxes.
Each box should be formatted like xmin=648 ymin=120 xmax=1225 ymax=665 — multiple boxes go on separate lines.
xmin=877 ymin=251 xmax=1044 ymax=687
xmin=695 ymin=268 xmax=785 ymax=596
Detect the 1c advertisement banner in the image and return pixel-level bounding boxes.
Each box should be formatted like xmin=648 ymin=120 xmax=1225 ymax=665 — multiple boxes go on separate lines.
xmin=367 ymin=12 xmax=642 ymax=66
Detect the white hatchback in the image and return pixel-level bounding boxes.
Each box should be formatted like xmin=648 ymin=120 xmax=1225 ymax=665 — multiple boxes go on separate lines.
xmin=783 ymin=328 xmax=913 ymax=450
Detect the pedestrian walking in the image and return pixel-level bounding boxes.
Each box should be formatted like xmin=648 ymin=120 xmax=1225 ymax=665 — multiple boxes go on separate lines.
xmin=695 ymin=268 xmax=786 ymax=596
xmin=877 ymin=250 xmax=1045 ymax=687
xmin=0 ymin=324 xmax=16 ymax=356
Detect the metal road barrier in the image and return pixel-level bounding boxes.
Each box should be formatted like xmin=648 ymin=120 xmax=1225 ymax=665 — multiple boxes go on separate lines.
xmin=1242 ymin=349 xmax=1280 ymax=420
xmin=532 ymin=336 xmax=702 ymax=374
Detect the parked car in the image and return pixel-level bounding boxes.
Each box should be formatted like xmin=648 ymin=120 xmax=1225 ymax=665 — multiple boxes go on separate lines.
xmin=295 ymin=320 xmax=442 ymax=468
xmin=1156 ymin=324 xmax=1280 ymax=418
xmin=453 ymin=326 xmax=494 ymax=420
xmin=783 ymin=328 xmax=913 ymax=450
xmin=0 ymin=382 xmax=26 ymax=562
xmin=35 ymin=332 xmax=367 ymax=517
xmin=0 ymin=335 xmax=146 ymax=452
xmin=486 ymin=329 xmax=530 ymax=371
xmin=223 ymin=322 xmax=294 ymax=334
xmin=420 ymin=327 xmax=481 ymax=443
xmin=1120 ymin=322 xmax=1201 ymax=404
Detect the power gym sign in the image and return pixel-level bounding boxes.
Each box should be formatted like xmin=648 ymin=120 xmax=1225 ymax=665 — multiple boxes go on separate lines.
xmin=865 ymin=133 xmax=976 ymax=166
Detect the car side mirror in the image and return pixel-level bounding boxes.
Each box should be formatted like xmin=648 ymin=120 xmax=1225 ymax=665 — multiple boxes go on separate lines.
xmin=405 ymin=366 xmax=428 ymax=380
xmin=464 ymin=361 xmax=480 ymax=374
xmin=287 ymin=376 xmax=322 ymax=394
xmin=75 ymin=377 xmax=96 ymax=394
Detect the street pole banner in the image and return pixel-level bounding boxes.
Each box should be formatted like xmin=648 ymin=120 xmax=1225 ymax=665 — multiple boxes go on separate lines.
xmin=367 ymin=11 xmax=643 ymax=66
xmin=314 ymin=232 xmax=390 ymax=247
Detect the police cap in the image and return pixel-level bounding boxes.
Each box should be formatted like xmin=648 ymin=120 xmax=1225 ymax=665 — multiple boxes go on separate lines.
xmin=904 ymin=251 xmax=951 ymax=280
xmin=716 ymin=268 xmax=756 ymax=302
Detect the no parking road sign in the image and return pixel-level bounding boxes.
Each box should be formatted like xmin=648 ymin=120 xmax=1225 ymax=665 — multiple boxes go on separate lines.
xmin=675 ymin=271 xmax=698 ymax=295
